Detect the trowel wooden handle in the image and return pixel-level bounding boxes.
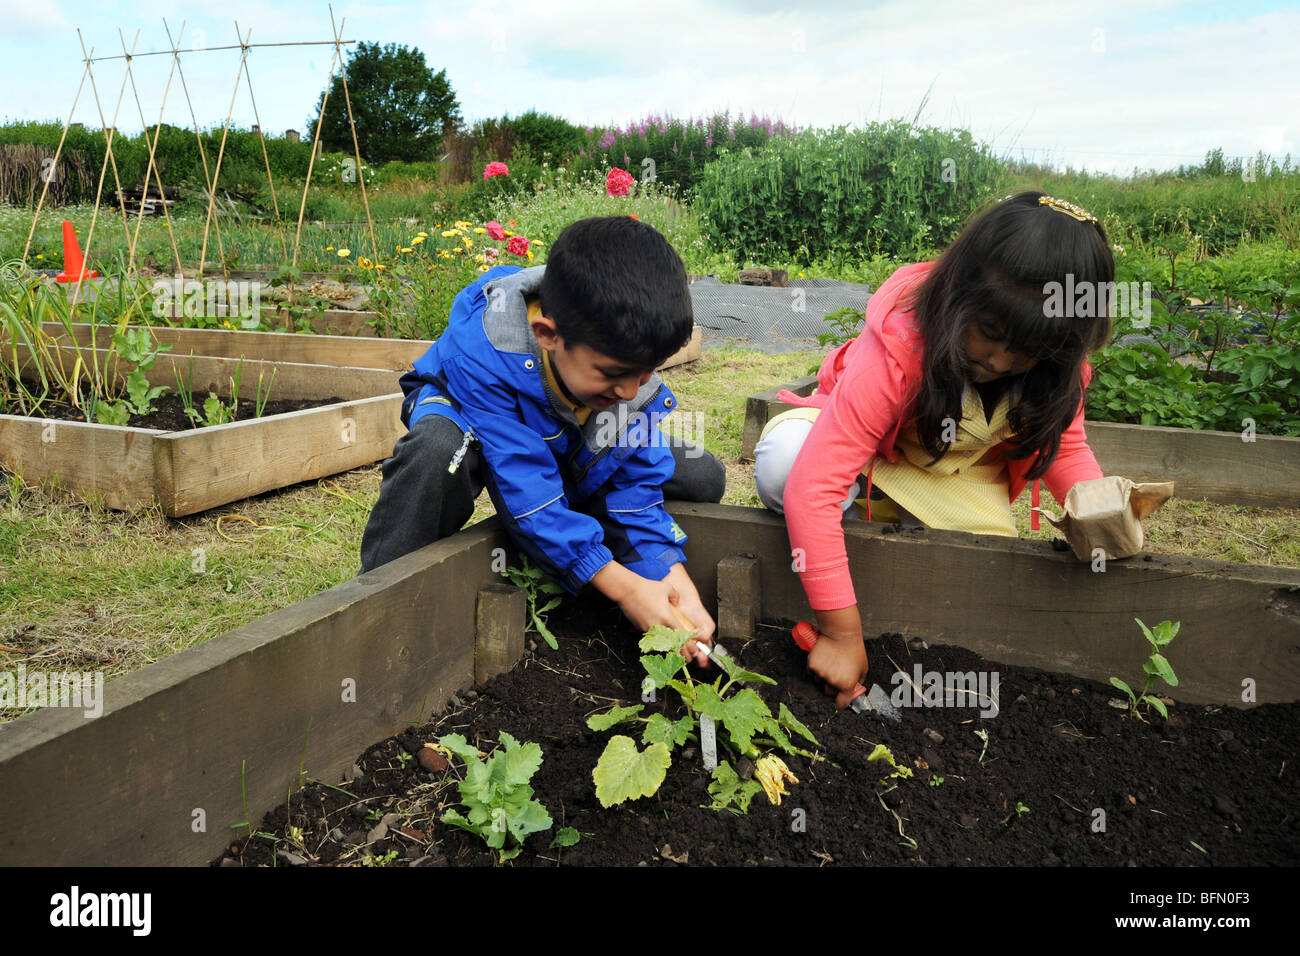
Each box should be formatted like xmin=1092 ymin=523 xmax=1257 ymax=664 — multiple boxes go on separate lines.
xmin=670 ymin=604 xmax=696 ymax=632
xmin=792 ymin=621 xmax=867 ymax=700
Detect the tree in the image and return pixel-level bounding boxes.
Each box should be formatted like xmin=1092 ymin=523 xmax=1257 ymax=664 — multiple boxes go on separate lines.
xmin=307 ymin=41 xmax=460 ymax=164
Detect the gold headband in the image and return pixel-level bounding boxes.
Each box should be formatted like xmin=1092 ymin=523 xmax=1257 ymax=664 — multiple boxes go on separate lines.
xmin=1038 ymin=195 xmax=1098 ymax=224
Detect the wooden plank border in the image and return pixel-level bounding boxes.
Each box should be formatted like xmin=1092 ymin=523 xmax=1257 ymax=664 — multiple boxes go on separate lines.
xmin=740 ymin=376 xmax=1300 ymax=507
xmin=668 ymin=503 xmax=1300 ymax=707
xmin=0 ymin=521 xmax=511 ymax=867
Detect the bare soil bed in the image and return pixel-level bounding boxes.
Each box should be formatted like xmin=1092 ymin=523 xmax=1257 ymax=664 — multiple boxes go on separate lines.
xmin=213 ymin=598 xmax=1299 ymax=867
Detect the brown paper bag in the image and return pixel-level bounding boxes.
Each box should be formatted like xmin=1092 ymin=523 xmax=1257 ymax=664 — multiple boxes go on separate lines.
xmin=1036 ymin=476 xmax=1175 ymax=561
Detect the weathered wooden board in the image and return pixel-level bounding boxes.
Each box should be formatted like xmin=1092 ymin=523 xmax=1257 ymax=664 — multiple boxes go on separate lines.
xmin=0 ymin=417 xmax=164 ymax=510
xmin=154 ymin=395 xmax=401 ymax=516
xmin=741 ymin=377 xmax=1300 ymax=507
xmin=0 ymin=521 xmax=510 ymax=866
xmin=39 ymin=323 xmax=429 ymax=371
xmin=668 ymin=503 xmax=1300 ymax=706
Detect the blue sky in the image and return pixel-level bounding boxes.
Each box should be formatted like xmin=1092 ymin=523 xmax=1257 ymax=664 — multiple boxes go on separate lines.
xmin=1 ymin=0 xmax=1295 ymax=175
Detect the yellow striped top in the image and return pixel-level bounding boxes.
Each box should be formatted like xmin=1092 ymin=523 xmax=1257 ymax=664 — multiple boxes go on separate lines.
xmin=867 ymin=384 xmax=1017 ymax=535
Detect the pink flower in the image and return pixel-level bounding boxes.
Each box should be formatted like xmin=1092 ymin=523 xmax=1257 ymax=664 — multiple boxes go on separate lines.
xmin=483 ymin=161 xmax=509 ymax=179
xmin=486 ymin=221 xmax=506 ymax=240
xmin=506 ymin=235 xmax=530 ymax=257
xmin=484 ymin=247 xmax=499 ymax=260
xmin=606 ymin=167 xmax=635 ymax=197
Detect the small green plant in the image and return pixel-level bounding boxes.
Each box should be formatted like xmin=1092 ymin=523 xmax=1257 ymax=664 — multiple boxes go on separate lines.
xmin=502 ymin=555 xmax=564 ymax=649
xmin=183 ymin=359 xmax=276 ymax=428
xmin=1110 ymin=618 xmax=1181 ymax=720
xmin=1016 ymin=801 xmax=1031 ymax=817
xmin=867 ymin=743 xmax=915 ymax=784
xmin=361 ymin=849 xmax=399 ymax=867
xmin=817 ymin=306 xmax=865 ymax=348
xmin=589 ymin=625 xmax=819 ymax=809
xmin=437 ymin=732 xmax=557 ymax=864
xmin=929 ymin=774 xmax=945 ymax=788
xmin=973 ymin=728 xmax=989 ymax=765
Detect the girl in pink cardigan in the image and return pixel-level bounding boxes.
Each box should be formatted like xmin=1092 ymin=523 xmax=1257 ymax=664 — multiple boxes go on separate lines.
xmin=755 ymin=192 xmax=1115 ymax=706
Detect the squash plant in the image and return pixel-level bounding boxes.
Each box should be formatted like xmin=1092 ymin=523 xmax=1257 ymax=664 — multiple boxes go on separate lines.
xmin=589 ymin=625 xmax=819 ymax=810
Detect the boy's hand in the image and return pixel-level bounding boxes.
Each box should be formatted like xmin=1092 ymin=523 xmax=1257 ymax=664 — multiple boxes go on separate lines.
xmin=590 ymin=560 xmax=716 ymax=666
xmin=808 ymin=606 xmax=869 ymax=709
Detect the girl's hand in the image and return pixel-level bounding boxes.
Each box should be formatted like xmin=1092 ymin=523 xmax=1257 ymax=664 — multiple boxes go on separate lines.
xmin=809 ymin=606 xmax=869 ymax=709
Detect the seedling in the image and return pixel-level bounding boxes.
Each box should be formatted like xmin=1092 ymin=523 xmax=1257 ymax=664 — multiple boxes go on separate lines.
xmin=361 ymin=849 xmax=399 ymax=867
xmin=866 ymin=743 xmax=914 ymax=785
xmin=1016 ymin=801 xmax=1031 ymax=817
xmin=438 ymin=732 xmax=557 ymax=864
xmin=590 ymin=625 xmax=819 ymax=810
xmin=973 ymin=728 xmax=989 ymax=764
xmin=502 ymin=555 xmax=563 ymax=649
xmin=1110 ymin=618 xmax=1181 ymax=720
xmin=929 ymin=774 xmax=945 ymax=788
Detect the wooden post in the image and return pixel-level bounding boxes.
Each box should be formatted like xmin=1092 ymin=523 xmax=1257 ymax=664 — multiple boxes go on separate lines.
xmin=475 ymin=583 xmax=526 ymax=685
xmin=716 ymin=553 xmax=761 ymax=641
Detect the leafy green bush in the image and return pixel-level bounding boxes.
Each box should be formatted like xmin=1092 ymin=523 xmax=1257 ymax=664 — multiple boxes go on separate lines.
xmin=694 ymin=120 xmax=1001 ymax=263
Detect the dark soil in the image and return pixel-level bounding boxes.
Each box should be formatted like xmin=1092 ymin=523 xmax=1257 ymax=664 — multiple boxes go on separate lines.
xmin=22 ymin=390 xmax=343 ymax=431
xmin=213 ymin=598 xmax=1300 ymax=867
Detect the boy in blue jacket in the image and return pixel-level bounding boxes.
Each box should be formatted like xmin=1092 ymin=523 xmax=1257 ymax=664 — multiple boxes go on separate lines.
xmin=360 ymin=216 xmax=725 ymax=654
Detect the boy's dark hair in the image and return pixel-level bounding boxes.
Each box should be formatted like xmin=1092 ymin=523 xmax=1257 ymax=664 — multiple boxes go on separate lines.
xmin=539 ymin=216 xmax=693 ymax=367
xmin=908 ymin=190 xmax=1114 ymax=479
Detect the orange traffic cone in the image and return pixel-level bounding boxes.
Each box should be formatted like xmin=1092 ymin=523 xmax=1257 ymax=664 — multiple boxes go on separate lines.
xmin=55 ymin=220 xmax=97 ymax=283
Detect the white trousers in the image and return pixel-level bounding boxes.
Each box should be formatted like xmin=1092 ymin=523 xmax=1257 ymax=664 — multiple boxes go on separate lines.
xmin=753 ymin=417 xmax=860 ymax=515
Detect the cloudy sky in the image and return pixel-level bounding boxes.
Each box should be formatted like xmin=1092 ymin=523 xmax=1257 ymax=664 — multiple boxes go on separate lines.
xmin=1 ymin=0 xmax=1295 ymax=175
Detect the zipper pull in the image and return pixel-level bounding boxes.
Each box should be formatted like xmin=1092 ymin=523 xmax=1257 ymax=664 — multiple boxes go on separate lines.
xmin=448 ymin=429 xmax=474 ymax=475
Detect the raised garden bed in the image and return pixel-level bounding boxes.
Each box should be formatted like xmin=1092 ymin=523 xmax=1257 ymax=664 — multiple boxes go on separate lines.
xmin=1 ymin=505 xmax=1296 ymax=866
xmin=0 ymin=341 xmax=402 ymax=516
xmin=742 ymin=375 xmax=1300 ymax=508
xmin=212 ymin=598 xmax=1299 ymax=867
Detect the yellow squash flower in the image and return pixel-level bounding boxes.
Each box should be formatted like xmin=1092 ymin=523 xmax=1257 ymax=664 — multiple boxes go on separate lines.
xmin=358 ymin=256 xmax=373 ymax=270
xmin=754 ymin=755 xmax=798 ymax=805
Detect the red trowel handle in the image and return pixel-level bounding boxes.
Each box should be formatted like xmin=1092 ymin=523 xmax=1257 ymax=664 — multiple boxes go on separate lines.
xmin=792 ymin=621 xmax=867 ymax=700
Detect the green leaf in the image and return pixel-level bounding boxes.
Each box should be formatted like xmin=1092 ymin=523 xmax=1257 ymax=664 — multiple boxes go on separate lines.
xmin=1109 ymin=676 xmax=1135 ymax=701
xmin=639 ymin=625 xmax=693 ymax=653
xmin=504 ymin=795 xmax=552 ymax=841
xmin=549 ymin=827 xmax=580 ymax=848
xmin=642 ymin=713 xmax=693 ymax=749
xmin=437 ymin=733 xmax=483 ymax=765
xmin=867 ymin=743 xmax=898 ymax=767
xmin=586 ymin=704 xmax=644 ymax=731
xmin=778 ymin=703 xmax=820 ymax=746
xmin=593 ymin=736 xmax=671 ymax=807
xmin=532 ymin=616 xmax=559 ymax=650
xmin=720 ymin=687 xmax=772 ymax=755
xmin=1146 ymin=652 xmax=1179 ymax=687
xmin=1144 ymin=695 xmax=1169 ymax=719
xmin=497 ymin=735 xmax=544 ymax=787
xmin=641 ymin=653 xmax=685 ymax=690
xmin=718 ymin=661 xmax=777 ymax=686
xmin=704 ymin=761 xmax=764 ymax=814
xmin=692 ymin=683 xmax=726 ymax=721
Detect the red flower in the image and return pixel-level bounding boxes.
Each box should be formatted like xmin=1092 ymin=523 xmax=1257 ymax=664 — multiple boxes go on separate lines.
xmin=486 ymin=221 xmax=506 ymax=240
xmin=628 ymin=214 xmax=638 ymax=220
xmin=506 ymin=235 xmax=530 ymax=257
xmin=483 ymin=161 xmax=509 ymax=179
xmin=606 ymin=167 xmax=635 ymax=197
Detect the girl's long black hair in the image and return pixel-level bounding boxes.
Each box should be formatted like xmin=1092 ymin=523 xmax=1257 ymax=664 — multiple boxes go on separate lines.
xmin=908 ymin=191 xmax=1114 ymax=479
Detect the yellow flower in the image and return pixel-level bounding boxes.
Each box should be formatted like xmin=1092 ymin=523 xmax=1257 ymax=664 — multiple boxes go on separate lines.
xmin=473 ymin=227 xmax=487 ymax=234
xmin=375 ymin=264 xmax=387 ymax=271
xmin=503 ymin=230 xmax=515 ymax=238
xmin=478 ymin=264 xmax=489 ymax=272
xmin=417 ymin=231 xmax=428 ymax=238
xmin=475 ymin=254 xmax=487 ymax=263
xmin=754 ymin=755 xmax=798 ymax=806
xmin=454 ymin=220 xmax=473 ymax=230
xmin=411 ymin=235 xmax=425 ymax=245
xmin=358 ymin=256 xmax=373 ymax=270
xmin=436 ymin=250 xmax=451 ymax=259
xmin=452 ymin=247 xmax=463 ymax=255
xmin=798 ymin=272 xmax=805 ymax=278
xmin=36 ymin=254 xmax=43 ymax=259
xmin=527 ymin=251 xmax=534 ymax=262
xmin=326 ymin=245 xmax=334 ymax=251
xmin=462 ymin=237 xmax=473 ymax=249
xmin=338 ymin=248 xmax=350 ymax=257
xmin=400 ymin=247 xmax=412 ymax=253
xmin=441 ymin=230 xmax=460 ymax=238
xmin=531 ymin=239 xmax=543 ymax=246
